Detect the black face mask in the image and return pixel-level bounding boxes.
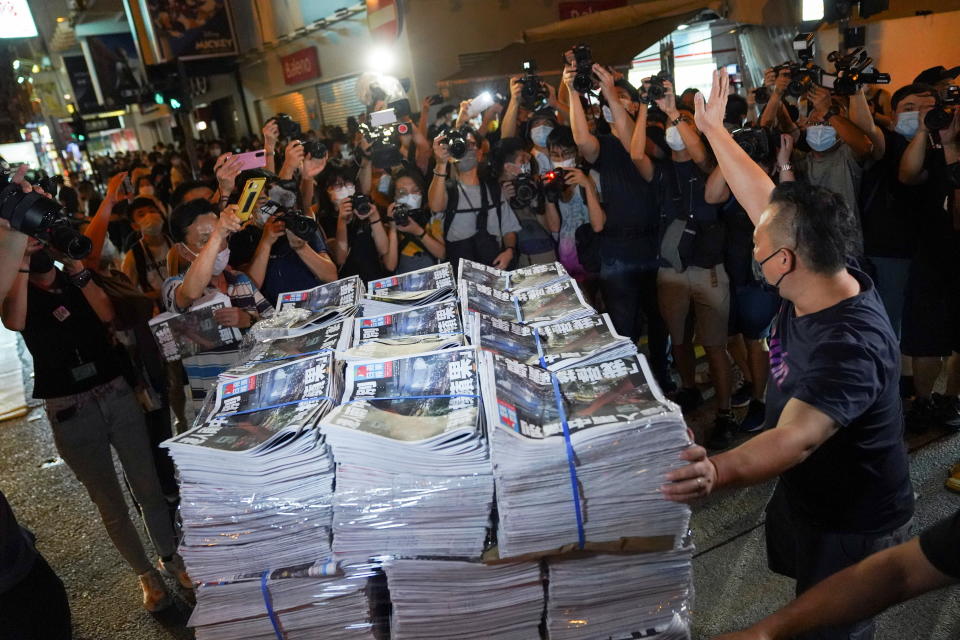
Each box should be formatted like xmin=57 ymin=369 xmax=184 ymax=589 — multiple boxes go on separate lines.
xmin=29 ymin=250 xmax=55 ymax=274
xmin=752 ymin=247 xmax=794 ymax=292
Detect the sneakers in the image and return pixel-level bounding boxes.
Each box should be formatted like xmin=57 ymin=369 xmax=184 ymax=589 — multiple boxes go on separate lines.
xmin=739 ymin=399 xmax=766 ymax=433
xmin=905 ymin=397 xmax=936 ymax=434
xmin=707 ymin=411 xmax=738 ymax=450
xmin=931 ymin=393 xmax=960 ymax=430
xmin=673 ymin=387 xmax=704 ymax=413
xmin=731 ymin=383 xmax=753 ymax=409
xmin=138 ymin=569 xmax=172 ymax=612
xmin=158 ymin=554 xmax=194 ymax=590
xmin=947 ymin=462 xmax=960 ymax=494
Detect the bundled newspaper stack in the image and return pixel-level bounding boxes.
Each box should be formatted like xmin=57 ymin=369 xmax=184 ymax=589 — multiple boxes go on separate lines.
xmin=149 ymin=293 xmax=242 ymax=362
xmin=384 ymin=559 xmax=544 ymax=640
xmin=320 ymin=346 xmax=493 ymax=563
xmin=473 ymin=312 xmax=636 ymax=371
xmin=480 ymin=351 xmax=692 ymax=559
xmin=341 ymin=299 xmax=465 ymax=361
xmin=273 ymin=275 xmax=363 ymax=323
xmin=459 ymin=258 xmax=569 ymax=293
xmin=190 ymin=562 xmax=383 ymax=640
xmin=164 ymin=352 xmax=342 ymax=583
xmin=546 ymin=548 xmax=694 ymax=640
xmin=221 ymin=320 xmax=352 ymax=381
xmin=460 ymin=277 xmax=594 ymax=330
xmin=365 ymin=263 xmax=456 ymax=307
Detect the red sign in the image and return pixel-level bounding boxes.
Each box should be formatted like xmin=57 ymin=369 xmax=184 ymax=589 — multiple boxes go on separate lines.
xmin=366 ymin=0 xmax=403 ymax=41
xmin=281 ymin=47 xmax=321 ymax=86
xmin=558 ymin=0 xmax=626 ymax=20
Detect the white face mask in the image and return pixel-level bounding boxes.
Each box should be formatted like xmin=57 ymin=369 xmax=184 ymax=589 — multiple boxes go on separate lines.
xmin=530 ymin=125 xmax=553 ymax=148
xmin=553 ymin=157 xmax=576 ymax=169
xmin=894 ymin=110 xmax=920 ymax=140
xmin=211 ymin=247 xmax=231 ymax=276
xmin=396 ymin=193 xmax=422 ymax=209
xmin=665 ymin=125 xmax=686 ymax=151
xmin=518 ymin=162 xmax=531 ymax=175
xmin=331 ymin=185 xmax=356 ymax=203
xmin=806 ymin=124 xmax=838 ymax=152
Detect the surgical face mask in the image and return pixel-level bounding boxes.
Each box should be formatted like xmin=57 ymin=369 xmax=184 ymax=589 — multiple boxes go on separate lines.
xmin=530 ymin=125 xmax=553 ymax=148
xmin=457 ymin=149 xmax=478 ymax=172
xmin=331 ymin=185 xmax=355 ymax=203
xmin=601 ymin=105 xmax=615 ymax=123
xmin=894 ymin=110 xmax=920 ymax=140
xmin=211 ymin=247 xmax=231 ymax=276
xmin=340 ymin=148 xmax=354 ymax=162
xmin=665 ymin=125 xmax=686 ymax=151
xmin=396 ymin=192 xmax=422 ymax=209
xmin=140 ymin=217 xmax=164 ymax=237
xmin=29 ymin=250 xmax=54 ymax=274
xmin=805 ymin=124 xmax=837 ymax=152
xmin=553 ymin=157 xmax=576 ymax=169
xmin=518 ymin=162 xmax=531 ymax=175
xmin=752 ymin=247 xmax=794 ymax=291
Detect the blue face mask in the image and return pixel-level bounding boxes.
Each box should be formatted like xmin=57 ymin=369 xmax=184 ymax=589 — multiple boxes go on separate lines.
xmin=805 ymin=124 xmax=837 ymax=152
xmin=894 ymin=111 xmax=920 ymax=140
xmin=530 ymin=125 xmax=553 ymax=148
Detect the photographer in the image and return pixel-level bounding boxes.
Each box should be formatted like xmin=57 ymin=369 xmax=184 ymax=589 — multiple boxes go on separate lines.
xmin=496 ymin=137 xmax=556 ymax=266
xmin=664 ymin=71 xmax=914 ymax=640
xmin=898 ymin=101 xmax=960 ymax=431
xmin=163 ymin=200 xmax=273 ymax=406
xmin=1 ymin=239 xmax=187 ymax=612
xmin=428 ymin=126 xmax=520 ymax=268
xmin=385 ymin=169 xmax=445 ymax=273
xmin=541 ymin=126 xmax=604 ymax=300
xmin=501 ymin=73 xmax=565 ymax=174
xmin=324 ymin=168 xmax=396 ymax=281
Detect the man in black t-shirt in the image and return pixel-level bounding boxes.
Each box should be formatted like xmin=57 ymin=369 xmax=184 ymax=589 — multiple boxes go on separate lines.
xmin=664 ymin=71 xmax=915 ymax=640
xmin=714 ymin=509 xmax=959 ymax=640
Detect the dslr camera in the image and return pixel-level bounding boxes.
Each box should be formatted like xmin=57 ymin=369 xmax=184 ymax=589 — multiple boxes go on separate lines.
xmin=509 ymin=173 xmax=540 ymax=210
xmin=828 ymin=48 xmax=890 ymax=96
xmin=732 ymin=126 xmax=782 ymax=165
xmin=359 ymin=108 xmax=406 ymax=170
xmin=0 ymin=165 xmax=92 ymax=259
xmin=771 ymin=61 xmax=824 ymax=98
xmin=519 ymin=60 xmax=548 ymax=110
xmin=349 ymin=193 xmax=373 ymax=216
xmin=569 ymin=44 xmax=597 ymax=94
xmin=258 ymin=200 xmax=319 ymax=240
xmin=441 ymin=128 xmax=469 ymax=159
xmin=924 ymin=85 xmax=960 ymax=131
xmin=391 ymin=203 xmax=429 ymax=228
xmin=642 ymin=70 xmax=671 ymax=105
xmin=542 ymin=167 xmax=569 ymax=204
xmin=271 ymin=113 xmax=327 ymax=159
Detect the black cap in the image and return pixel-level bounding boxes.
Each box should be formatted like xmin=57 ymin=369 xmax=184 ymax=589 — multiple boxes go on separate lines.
xmin=913 ymin=65 xmax=960 ymax=85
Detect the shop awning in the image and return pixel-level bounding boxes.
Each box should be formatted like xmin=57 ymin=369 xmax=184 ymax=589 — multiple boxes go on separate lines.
xmin=439 ymin=9 xmax=700 ymax=88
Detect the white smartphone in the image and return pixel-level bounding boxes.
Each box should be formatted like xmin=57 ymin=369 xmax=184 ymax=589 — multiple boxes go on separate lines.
xmin=468 ymin=91 xmax=495 ymax=116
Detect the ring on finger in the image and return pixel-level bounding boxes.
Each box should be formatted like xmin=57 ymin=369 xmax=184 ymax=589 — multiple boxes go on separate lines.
xmin=696 ymin=477 xmax=704 ymax=489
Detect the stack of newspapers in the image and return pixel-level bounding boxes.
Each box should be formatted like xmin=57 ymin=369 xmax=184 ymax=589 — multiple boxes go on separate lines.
xmin=341 ymin=299 xmax=466 ymax=361
xmin=472 ymin=312 xmax=636 ymax=371
xmin=458 ymin=258 xmax=569 ymax=293
xmin=384 ymin=559 xmax=544 ymax=640
xmin=190 ymin=562 xmax=382 ymax=640
xmin=164 ymin=353 xmax=342 ymax=583
xmin=274 ymin=275 xmax=363 ymax=321
xmin=546 ymin=548 xmax=694 ymax=640
xmin=460 ymin=277 xmax=594 ymax=330
xmin=480 ymin=351 xmax=692 ymax=559
xmin=320 ymin=346 xmax=493 ymax=563
xmin=222 ymin=321 xmax=351 ymax=380
xmin=365 ymin=263 xmax=456 ymax=306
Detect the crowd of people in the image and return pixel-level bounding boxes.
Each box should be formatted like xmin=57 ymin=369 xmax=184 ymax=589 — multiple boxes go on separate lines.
xmin=0 ymin=42 xmax=958 ymax=640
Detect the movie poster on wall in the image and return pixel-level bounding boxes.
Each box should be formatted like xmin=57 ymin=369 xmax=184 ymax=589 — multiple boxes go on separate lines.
xmin=84 ymin=32 xmax=146 ymax=107
xmin=144 ymin=0 xmax=238 ymax=61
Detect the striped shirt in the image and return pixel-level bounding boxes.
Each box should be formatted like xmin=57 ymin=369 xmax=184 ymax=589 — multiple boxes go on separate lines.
xmin=162 ymin=269 xmax=274 ymax=408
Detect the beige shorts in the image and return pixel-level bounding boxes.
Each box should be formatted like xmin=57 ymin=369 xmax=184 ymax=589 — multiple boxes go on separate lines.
xmin=657 ymin=264 xmax=730 ymax=348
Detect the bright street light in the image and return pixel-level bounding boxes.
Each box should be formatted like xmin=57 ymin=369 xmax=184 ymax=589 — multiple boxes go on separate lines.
xmin=802 ymin=0 xmax=824 ymax=21
xmin=366 ymin=45 xmax=395 ymax=72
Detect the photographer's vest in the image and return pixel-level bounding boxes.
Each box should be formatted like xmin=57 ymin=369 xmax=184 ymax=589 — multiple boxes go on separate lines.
xmin=443 ymin=180 xmax=506 ymax=268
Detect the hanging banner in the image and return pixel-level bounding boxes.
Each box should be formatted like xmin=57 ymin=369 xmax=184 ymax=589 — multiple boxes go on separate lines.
xmin=85 ymin=32 xmax=146 ymax=107
xmin=366 ymin=0 xmax=403 ymax=41
xmin=143 ymin=0 xmax=238 ymax=61
xmin=63 ymin=55 xmax=100 ymax=114
xmin=281 ymin=47 xmax=322 ymax=86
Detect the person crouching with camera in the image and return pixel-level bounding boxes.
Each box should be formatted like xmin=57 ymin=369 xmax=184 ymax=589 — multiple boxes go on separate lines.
xmin=384 ymin=168 xmax=445 ymax=274
xmin=428 ymin=126 xmax=521 ymax=268
xmin=323 ymin=168 xmax=396 ymax=282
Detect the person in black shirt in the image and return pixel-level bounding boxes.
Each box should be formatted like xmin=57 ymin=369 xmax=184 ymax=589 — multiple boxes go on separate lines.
xmin=664 ymin=71 xmax=914 ymax=640
xmin=714 ymin=508 xmax=959 ymax=640
xmin=324 ymin=168 xmax=394 ymax=282
xmin=1 ymin=242 xmax=188 ymax=612
xmin=562 ymin=56 xmax=671 ymax=391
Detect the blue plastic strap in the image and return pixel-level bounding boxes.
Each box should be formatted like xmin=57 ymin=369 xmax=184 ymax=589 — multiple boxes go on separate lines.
xmin=216 ymin=396 xmax=334 ymax=418
xmin=343 ymin=393 xmax=479 ymax=404
xmin=260 ymin=571 xmax=285 ymax=640
xmin=512 ymin=296 xmax=523 ymax=323
xmin=533 ymin=332 xmax=585 ymax=549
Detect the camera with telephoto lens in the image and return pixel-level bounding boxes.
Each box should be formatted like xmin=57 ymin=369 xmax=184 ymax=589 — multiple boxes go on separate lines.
xmin=641 ymin=70 xmax=671 ymax=105
xmin=358 ymin=121 xmax=404 ymax=170
xmin=542 ymin=167 xmax=568 ymax=204
xmin=272 ymin=113 xmax=302 ymax=141
xmin=519 ymin=60 xmax=548 ymax=109
xmin=442 ymin=127 xmax=468 ymax=159
xmin=771 ymin=61 xmax=824 ymax=98
xmin=828 ymin=48 xmax=890 ymax=96
xmin=349 ymin=193 xmax=372 ymax=216
xmin=0 ymin=165 xmax=92 ymax=259
xmin=732 ymin=126 xmax=782 ymax=165
xmin=924 ymin=85 xmax=960 ymax=131
xmin=510 ymin=173 xmax=540 ymax=210
xmin=569 ymin=44 xmax=596 ymax=94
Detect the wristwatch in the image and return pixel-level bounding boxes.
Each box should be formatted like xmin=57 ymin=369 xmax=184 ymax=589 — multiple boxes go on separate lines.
xmin=778 ymin=163 xmax=793 ymax=173
xmin=69 ymin=268 xmax=93 ymax=288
